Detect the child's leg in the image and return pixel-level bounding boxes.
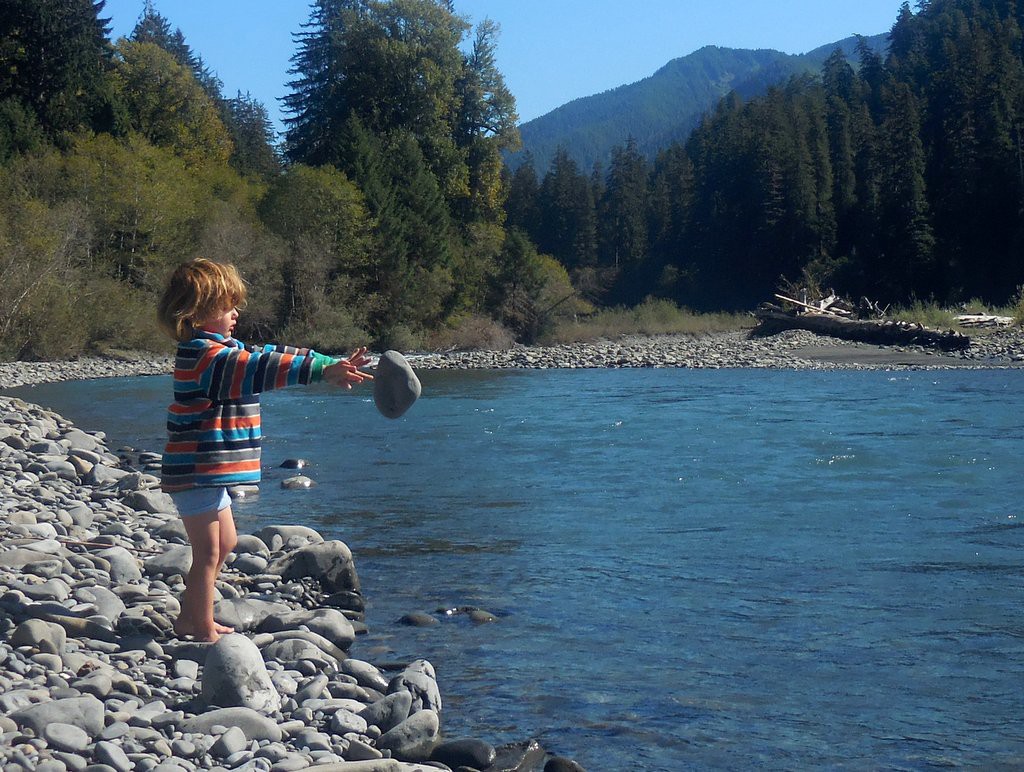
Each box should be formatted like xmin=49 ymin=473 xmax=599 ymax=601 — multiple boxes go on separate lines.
xmin=175 ymin=507 xmax=228 ymax=642
xmin=212 ymin=506 xmax=238 ymax=634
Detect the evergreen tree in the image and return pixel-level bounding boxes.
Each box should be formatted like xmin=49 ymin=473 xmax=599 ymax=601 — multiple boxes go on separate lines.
xmin=599 ymin=138 xmax=649 ymax=301
xmin=877 ymin=82 xmax=935 ymax=299
xmin=505 ymin=153 xmax=540 ymax=238
xmin=537 ymin=148 xmax=598 ymax=272
xmin=224 ymin=92 xmax=281 ymax=179
xmin=0 ymin=0 xmax=117 ymax=141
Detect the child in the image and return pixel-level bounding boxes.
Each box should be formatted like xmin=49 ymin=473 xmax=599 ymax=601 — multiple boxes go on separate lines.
xmin=156 ymin=257 xmax=372 ymax=642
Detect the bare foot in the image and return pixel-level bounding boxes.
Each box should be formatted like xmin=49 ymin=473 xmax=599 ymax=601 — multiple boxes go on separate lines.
xmin=214 ymin=623 xmax=235 ymax=634
xmin=173 ymin=618 xmax=221 ymax=643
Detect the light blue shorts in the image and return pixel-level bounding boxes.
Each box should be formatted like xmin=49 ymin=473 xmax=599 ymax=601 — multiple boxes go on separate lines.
xmin=171 ymin=487 xmax=232 ymax=517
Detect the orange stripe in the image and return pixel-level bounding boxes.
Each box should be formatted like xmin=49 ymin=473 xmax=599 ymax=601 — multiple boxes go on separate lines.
xmin=201 ymin=416 xmax=260 ymax=430
xmin=275 ymin=354 xmax=294 ymax=389
xmin=194 ymin=460 xmax=261 ymax=474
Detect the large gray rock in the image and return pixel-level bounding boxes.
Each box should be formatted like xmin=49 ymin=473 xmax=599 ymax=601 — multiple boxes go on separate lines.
xmin=373 ymin=350 xmax=421 ymax=419
xmin=431 ymin=738 xmax=498 ymax=770
xmin=11 ymin=695 xmax=105 ymax=738
xmin=358 ymin=690 xmax=412 ymax=735
xmin=213 ymin=598 xmax=291 ymax=632
xmin=123 ymin=489 xmax=176 ymax=514
xmin=144 ymin=545 xmax=193 ymax=577
xmin=266 ymin=540 xmax=359 ymax=592
xmin=259 ymin=637 xmax=339 ymax=669
xmin=256 ymin=525 xmax=324 ymax=551
xmin=341 ymin=659 xmax=390 ymax=693
xmin=178 ymin=707 xmax=282 ymax=742
xmin=387 ymin=659 xmax=441 ymax=713
xmin=84 ymin=464 xmax=131 ymax=486
xmin=75 ymin=585 xmax=127 ymax=622
xmin=97 ymin=546 xmax=142 ymax=583
xmin=200 ymin=634 xmax=281 ymax=713
xmin=11 ymin=618 xmax=66 ymax=655
xmin=258 ymin=608 xmax=355 ymax=650
xmin=376 ymin=709 xmax=440 ymax=762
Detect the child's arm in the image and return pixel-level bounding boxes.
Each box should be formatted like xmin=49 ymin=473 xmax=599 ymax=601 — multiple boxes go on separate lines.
xmin=196 ymin=342 xmax=329 ymax=400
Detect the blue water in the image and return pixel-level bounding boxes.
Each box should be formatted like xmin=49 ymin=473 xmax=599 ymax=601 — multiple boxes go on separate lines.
xmin=7 ymin=368 xmax=1024 ymax=770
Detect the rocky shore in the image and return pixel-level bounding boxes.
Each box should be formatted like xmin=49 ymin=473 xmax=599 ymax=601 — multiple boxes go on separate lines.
xmin=0 ymin=328 xmax=1020 ymax=771
xmin=1 ymin=328 xmax=1022 ymax=390
xmin=0 ymin=395 xmax=584 ymax=772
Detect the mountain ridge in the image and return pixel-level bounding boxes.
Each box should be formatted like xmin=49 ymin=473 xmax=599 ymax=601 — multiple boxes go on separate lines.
xmin=509 ymin=33 xmax=890 ymax=172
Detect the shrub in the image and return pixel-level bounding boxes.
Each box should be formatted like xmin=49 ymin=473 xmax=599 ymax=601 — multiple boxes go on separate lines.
xmin=424 ymin=314 xmax=514 ymax=351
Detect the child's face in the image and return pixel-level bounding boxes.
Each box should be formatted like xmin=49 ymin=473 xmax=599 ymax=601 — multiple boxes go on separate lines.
xmin=195 ymin=305 xmax=239 ymax=338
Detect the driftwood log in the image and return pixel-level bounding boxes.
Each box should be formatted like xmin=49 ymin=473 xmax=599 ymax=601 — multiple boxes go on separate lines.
xmin=753 ymin=304 xmax=971 ymax=351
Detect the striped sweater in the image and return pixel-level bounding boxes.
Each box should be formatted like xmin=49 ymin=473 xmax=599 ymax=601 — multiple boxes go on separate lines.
xmin=161 ymin=331 xmax=332 ymax=492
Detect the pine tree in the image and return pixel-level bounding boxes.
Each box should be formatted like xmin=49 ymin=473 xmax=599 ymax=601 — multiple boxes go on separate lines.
xmin=224 ymin=92 xmax=281 ymax=179
xmin=0 ymin=0 xmax=117 ymax=140
xmin=537 ymin=148 xmax=598 ymax=271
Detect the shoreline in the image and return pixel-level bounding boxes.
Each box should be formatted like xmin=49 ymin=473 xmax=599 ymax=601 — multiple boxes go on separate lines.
xmin=0 ymin=392 xmax=564 ymax=771
xmin=1 ymin=328 xmax=1022 ymax=391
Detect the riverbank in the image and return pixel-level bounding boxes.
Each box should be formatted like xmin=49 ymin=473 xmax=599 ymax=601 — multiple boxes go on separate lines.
xmin=1 ymin=328 xmax=1022 ymax=390
xmin=0 ymin=393 xmax=580 ymax=771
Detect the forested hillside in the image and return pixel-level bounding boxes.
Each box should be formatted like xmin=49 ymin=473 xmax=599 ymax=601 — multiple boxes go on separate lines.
xmin=509 ymin=34 xmax=889 ymax=173
xmin=508 ymin=0 xmax=1024 ymax=312
xmin=0 ymin=0 xmax=577 ymax=360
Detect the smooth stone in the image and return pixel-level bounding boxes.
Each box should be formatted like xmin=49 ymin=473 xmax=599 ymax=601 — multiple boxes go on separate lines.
xmin=122 ymin=490 xmax=176 ymax=515
xmin=12 ymin=618 xmax=67 ymax=655
xmin=259 ymin=638 xmax=339 ymax=669
xmin=358 ymin=690 xmax=412 ymax=735
xmin=75 ymin=586 xmax=127 ymax=621
xmin=0 ymin=549 xmax=64 ymax=568
xmin=200 ymin=634 xmax=281 ymax=713
xmin=387 ymin=660 xmax=441 ymax=713
xmin=84 ymin=465 xmax=130 ymax=486
xmin=468 ymin=608 xmax=498 ymax=623
xmin=211 ymin=726 xmax=247 ymax=758
xmin=96 ymin=547 xmax=142 ymax=583
xmin=213 ymin=598 xmax=291 ymax=632
xmin=18 ymin=577 xmax=72 ymax=602
xmin=431 ymin=738 xmax=497 ymax=770
xmin=258 ymin=608 xmax=355 ymax=649
xmin=150 ymin=520 xmax=187 ymax=542
xmin=328 ymin=709 xmax=367 ymax=736
xmin=397 ymin=613 xmax=438 ymax=627
xmin=281 ymin=476 xmax=315 ymax=490
xmin=71 ymin=670 xmax=113 ymax=699
xmin=42 ymin=722 xmax=91 ymax=753
xmin=231 ymin=554 xmax=269 ymax=575
xmin=375 ymin=709 xmax=440 ymax=762
xmin=372 ymin=351 xmax=421 ymax=419
xmin=340 ymin=660 xmax=389 ymax=693
xmin=94 ymin=740 xmax=133 ymax=772
xmin=255 ymin=526 xmax=324 ymax=551
xmin=143 ymin=546 xmax=192 ymax=577
xmin=11 ymin=695 xmax=104 ymax=738
xmin=232 ymin=534 xmax=270 ymax=557
xmin=266 ymin=541 xmax=359 ymax=593
xmin=177 ymin=707 xmax=282 ymax=742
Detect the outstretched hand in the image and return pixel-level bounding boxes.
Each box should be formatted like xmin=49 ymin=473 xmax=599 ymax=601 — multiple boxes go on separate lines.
xmin=323 ymin=346 xmax=374 ymax=390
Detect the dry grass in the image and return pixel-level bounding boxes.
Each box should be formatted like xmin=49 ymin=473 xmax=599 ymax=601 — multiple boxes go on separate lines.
xmin=543 ymin=298 xmax=753 ymax=344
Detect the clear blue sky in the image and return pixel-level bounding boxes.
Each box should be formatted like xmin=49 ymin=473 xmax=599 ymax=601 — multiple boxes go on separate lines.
xmin=103 ymin=0 xmax=905 ymax=134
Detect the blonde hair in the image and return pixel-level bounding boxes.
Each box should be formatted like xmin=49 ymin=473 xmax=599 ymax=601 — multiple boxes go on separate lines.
xmin=157 ymin=258 xmax=247 ymax=341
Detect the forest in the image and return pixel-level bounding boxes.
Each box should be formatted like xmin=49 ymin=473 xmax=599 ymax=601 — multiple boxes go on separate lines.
xmin=0 ymin=0 xmax=1022 ymax=360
